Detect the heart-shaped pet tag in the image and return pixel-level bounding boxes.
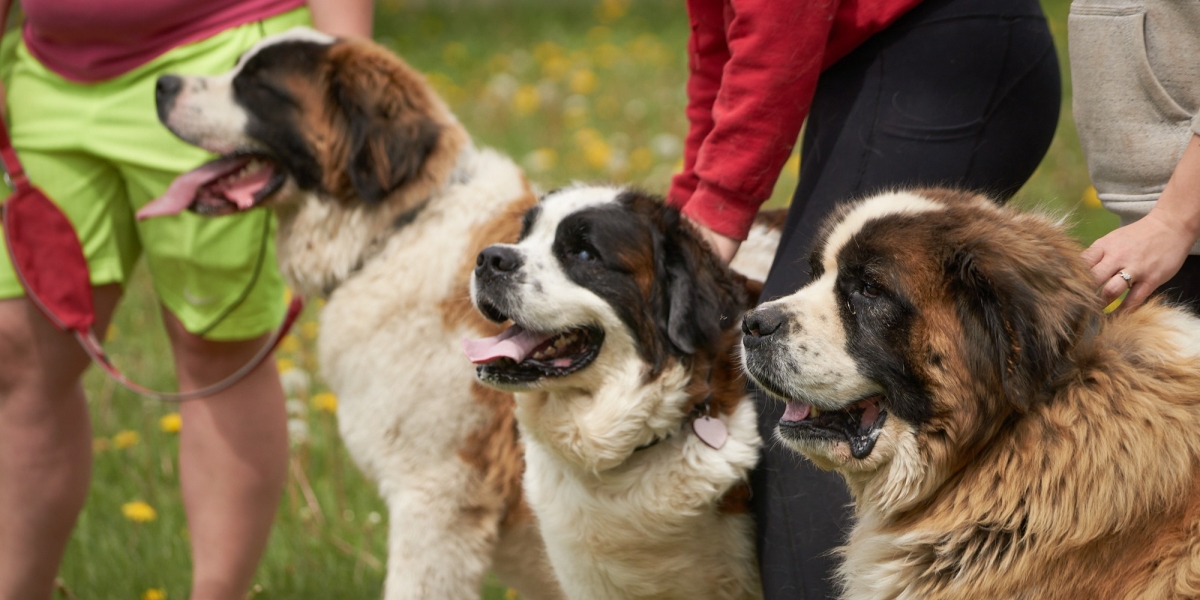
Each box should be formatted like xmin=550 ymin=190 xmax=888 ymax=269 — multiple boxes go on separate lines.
xmin=692 ymin=416 xmax=728 ymax=450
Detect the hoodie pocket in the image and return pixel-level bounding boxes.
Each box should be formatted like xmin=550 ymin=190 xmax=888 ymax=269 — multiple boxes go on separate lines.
xmin=1069 ymin=3 xmax=1193 ymax=201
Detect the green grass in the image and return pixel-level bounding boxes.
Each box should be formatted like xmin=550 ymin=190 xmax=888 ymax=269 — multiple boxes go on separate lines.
xmin=41 ymin=0 xmax=1108 ymax=597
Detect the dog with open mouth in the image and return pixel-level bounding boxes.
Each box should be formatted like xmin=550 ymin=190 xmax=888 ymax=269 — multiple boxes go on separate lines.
xmin=143 ymin=27 xmax=569 ymax=599
xmin=466 ymin=186 xmax=766 ymax=600
xmin=740 ymin=189 xmax=1200 ymax=600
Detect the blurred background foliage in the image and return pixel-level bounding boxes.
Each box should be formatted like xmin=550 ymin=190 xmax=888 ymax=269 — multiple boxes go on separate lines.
xmin=29 ymin=0 xmax=1107 ymax=598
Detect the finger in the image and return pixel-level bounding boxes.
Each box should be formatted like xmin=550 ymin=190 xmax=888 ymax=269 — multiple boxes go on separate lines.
xmin=1118 ymin=281 xmax=1155 ymax=312
xmin=1081 ymin=244 xmax=1104 ymax=269
xmin=1089 ymin=255 xmax=1121 ymax=289
xmin=1100 ymin=273 xmax=1130 ymax=306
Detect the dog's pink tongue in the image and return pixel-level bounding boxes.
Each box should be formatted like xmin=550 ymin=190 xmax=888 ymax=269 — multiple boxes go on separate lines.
xmin=859 ymin=396 xmax=882 ymax=428
xmin=214 ymin=166 xmax=273 ymax=209
xmin=462 ymin=326 xmax=552 ymax=364
xmin=781 ymin=401 xmax=811 ymax=422
xmin=136 ymin=156 xmax=252 ymax=220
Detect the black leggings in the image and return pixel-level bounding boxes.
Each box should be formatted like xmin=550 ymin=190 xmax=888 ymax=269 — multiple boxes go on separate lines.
xmin=751 ymin=0 xmax=1061 ymax=597
xmin=1158 ymin=256 xmax=1200 ymax=310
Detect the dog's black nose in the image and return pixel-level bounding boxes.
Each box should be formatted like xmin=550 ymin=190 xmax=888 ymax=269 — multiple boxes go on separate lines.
xmin=475 ymin=246 xmax=522 ymax=278
xmin=156 ymin=75 xmax=183 ymax=120
xmin=742 ymin=306 xmax=785 ymax=348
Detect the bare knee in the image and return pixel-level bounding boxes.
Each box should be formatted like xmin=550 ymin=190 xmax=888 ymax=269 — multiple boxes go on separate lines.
xmin=0 ymin=286 xmax=121 ymax=400
xmin=0 ymin=301 xmax=89 ymax=399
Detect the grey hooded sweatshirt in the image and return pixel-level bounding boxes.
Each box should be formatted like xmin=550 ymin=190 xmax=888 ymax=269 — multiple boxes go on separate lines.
xmin=1069 ymin=0 xmax=1200 ymax=253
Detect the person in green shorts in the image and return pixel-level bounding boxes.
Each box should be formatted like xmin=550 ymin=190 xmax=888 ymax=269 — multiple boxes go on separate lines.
xmin=0 ymin=2 xmax=372 ymax=599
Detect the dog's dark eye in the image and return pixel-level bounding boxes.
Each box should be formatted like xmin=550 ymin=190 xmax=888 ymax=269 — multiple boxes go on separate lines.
xmin=861 ymin=280 xmax=882 ymax=299
xmin=573 ymin=247 xmax=596 ymax=262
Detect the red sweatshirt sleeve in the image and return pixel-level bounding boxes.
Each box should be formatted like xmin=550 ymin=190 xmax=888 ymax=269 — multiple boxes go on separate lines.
xmin=671 ymin=0 xmax=840 ymax=241
xmin=668 ymin=0 xmax=730 ymax=209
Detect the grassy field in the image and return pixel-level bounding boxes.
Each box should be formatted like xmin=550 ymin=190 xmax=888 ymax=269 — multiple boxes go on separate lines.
xmin=36 ymin=0 xmax=1111 ymax=597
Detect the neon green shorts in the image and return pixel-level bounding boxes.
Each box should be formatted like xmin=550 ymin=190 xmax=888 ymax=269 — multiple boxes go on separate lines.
xmin=0 ymin=8 xmax=311 ymax=340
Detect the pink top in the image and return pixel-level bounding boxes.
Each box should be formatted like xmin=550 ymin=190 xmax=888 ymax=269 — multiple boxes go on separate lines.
xmin=21 ymin=0 xmax=306 ymax=83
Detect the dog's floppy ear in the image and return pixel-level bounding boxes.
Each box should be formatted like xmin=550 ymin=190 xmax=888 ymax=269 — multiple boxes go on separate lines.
xmin=328 ymin=45 xmax=443 ymax=203
xmin=658 ymin=208 xmax=752 ymax=355
xmin=946 ymin=224 xmax=1097 ymax=411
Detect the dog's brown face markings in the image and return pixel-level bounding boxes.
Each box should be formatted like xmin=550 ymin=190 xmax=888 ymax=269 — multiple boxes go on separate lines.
xmin=743 ymin=190 xmax=1101 ymax=499
xmin=157 ymin=32 xmax=466 ymax=216
xmin=471 ymin=188 xmax=756 ymax=391
xmin=744 ymin=189 xmax=1200 ymax=598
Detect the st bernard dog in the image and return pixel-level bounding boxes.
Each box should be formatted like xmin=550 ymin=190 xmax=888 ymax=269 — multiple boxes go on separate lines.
xmin=740 ymin=189 xmax=1200 ymax=600
xmin=144 ymin=28 xmax=781 ymax=599
xmin=145 ymin=28 xmax=561 ymax=599
xmin=466 ymin=187 xmax=764 ymax=600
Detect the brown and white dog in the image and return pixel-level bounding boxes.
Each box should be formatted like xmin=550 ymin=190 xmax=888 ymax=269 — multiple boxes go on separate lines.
xmin=466 ymin=187 xmax=765 ymax=600
xmin=145 ymin=28 xmax=560 ymax=600
xmin=145 ymin=28 xmax=780 ymax=599
xmin=740 ymin=189 xmax=1200 ymax=600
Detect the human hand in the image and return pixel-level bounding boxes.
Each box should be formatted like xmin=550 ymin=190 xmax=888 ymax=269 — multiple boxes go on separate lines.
xmin=1082 ymin=209 xmax=1195 ymax=310
xmin=686 ymin=217 xmax=741 ymax=265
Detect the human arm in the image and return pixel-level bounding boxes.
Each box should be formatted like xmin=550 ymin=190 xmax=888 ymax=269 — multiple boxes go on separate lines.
xmin=676 ymin=0 xmax=838 ymax=242
xmin=669 ymin=0 xmax=842 ymax=263
xmin=307 ymin=0 xmax=373 ymax=38
xmin=667 ymin=0 xmax=740 ymax=262
xmin=1083 ymin=133 xmax=1200 ymax=309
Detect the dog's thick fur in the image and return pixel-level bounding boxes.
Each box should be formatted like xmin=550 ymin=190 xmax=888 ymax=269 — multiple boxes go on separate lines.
xmin=741 ymin=189 xmax=1200 ymax=600
xmin=154 ymin=29 xmax=559 ymax=599
xmin=469 ymin=187 xmax=764 ymax=600
xmin=154 ymin=30 xmax=780 ymax=598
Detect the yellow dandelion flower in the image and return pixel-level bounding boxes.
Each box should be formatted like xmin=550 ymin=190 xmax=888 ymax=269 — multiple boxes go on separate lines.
xmin=312 ymin=392 xmax=339 ymax=414
xmin=112 ymin=430 xmax=140 ymax=449
xmin=142 ymin=589 xmax=167 ymax=600
xmin=92 ymin=438 xmax=110 ymax=453
xmin=569 ymin=70 xmax=597 ymax=95
xmin=300 ymin=321 xmax=319 ymax=340
xmin=280 ymin=334 xmax=301 ymax=354
xmin=512 ymin=85 xmax=541 ymax=116
xmin=122 ymin=500 xmax=157 ymax=523
xmin=596 ymin=0 xmax=630 ymax=23
xmin=160 ymin=413 xmax=182 ymax=434
xmin=276 ymin=358 xmax=295 ymax=374
xmin=630 ymin=147 xmax=654 ymax=172
xmin=583 ymin=140 xmax=613 ymax=170
xmin=282 ymin=287 xmax=293 ymax=305
xmin=541 ymin=56 xmax=571 ymax=80
xmin=504 ymin=589 xmax=519 ymax=600
xmin=1082 ymin=185 xmax=1102 ymax=209
xmin=105 ymin=323 xmax=119 ymax=342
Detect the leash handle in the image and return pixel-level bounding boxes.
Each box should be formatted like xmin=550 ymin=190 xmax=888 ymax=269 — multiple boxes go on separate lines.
xmin=74 ymin=295 xmax=305 ymax=402
xmin=0 ymin=4 xmax=307 ymax=401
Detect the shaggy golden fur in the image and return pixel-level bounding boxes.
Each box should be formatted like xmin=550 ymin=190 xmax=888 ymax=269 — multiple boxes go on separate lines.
xmin=741 ymin=189 xmax=1200 ymax=600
